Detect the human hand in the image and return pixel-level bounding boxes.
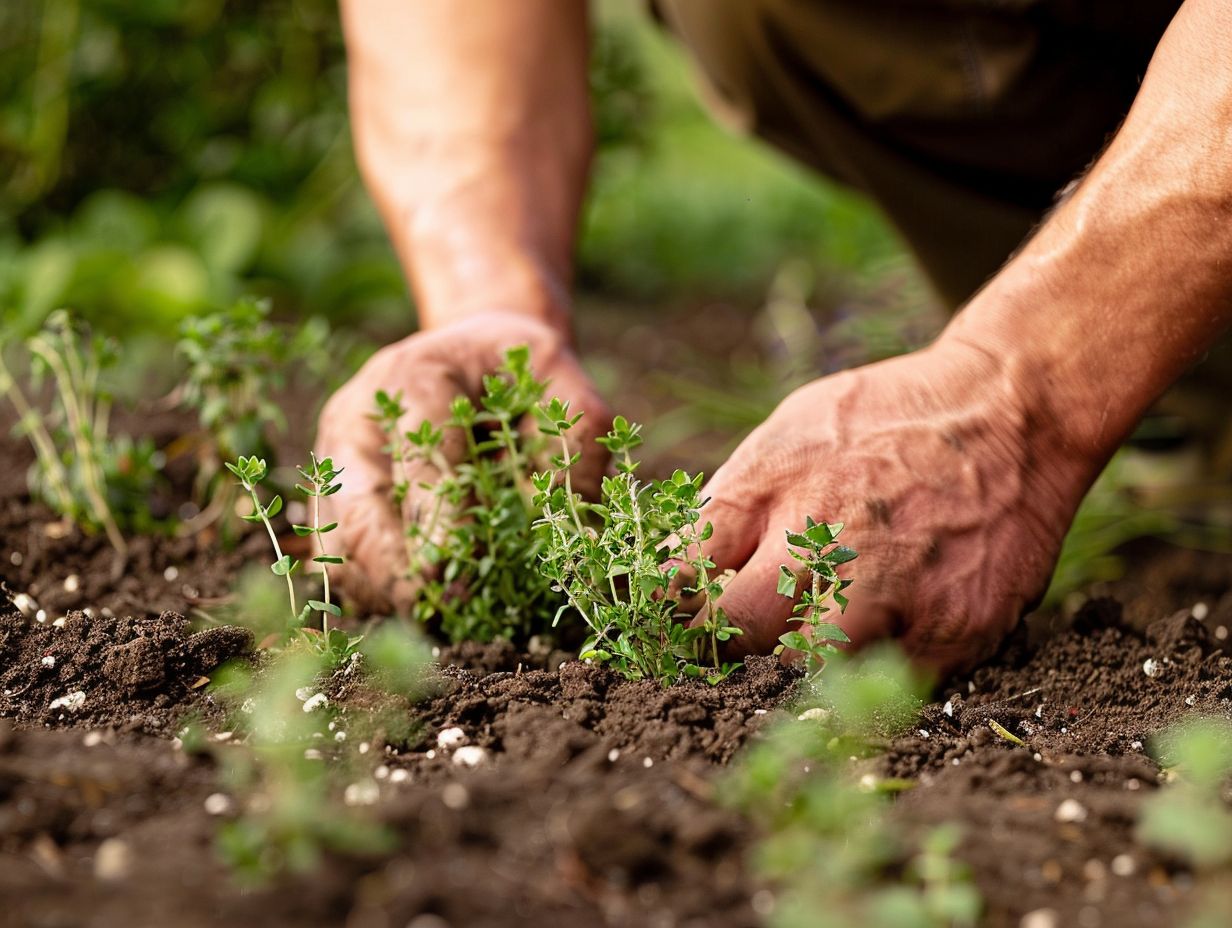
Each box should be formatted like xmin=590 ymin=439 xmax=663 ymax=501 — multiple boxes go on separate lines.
xmin=694 ymin=338 xmax=1099 ymax=676
xmin=315 ymin=312 xmax=611 ymax=614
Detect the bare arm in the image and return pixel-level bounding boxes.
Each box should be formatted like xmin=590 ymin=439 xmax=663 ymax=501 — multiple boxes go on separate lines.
xmin=947 ymin=0 xmax=1232 ymax=474
xmin=341 ymin=0 xmax=592 ymax=334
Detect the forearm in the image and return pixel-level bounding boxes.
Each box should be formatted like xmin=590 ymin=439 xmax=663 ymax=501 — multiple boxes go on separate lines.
xmin=341 ymin=0 xmax=592 ymax=334
xmin=943 ymin=0 xmax=1232 ymax=473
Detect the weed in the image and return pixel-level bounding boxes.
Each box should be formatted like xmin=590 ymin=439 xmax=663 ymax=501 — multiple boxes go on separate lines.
xmin=775 ymin=517 xmax=856 ymax=682
xmin=293 ymin=453 xmax=345 ymax=637
xmin=534 ymin=405 xmax=743 ymax=685
xmin=374 ymin=346 xmax=560 ymax=643
xmin=227 ymin=455 xmax=301 ymax=618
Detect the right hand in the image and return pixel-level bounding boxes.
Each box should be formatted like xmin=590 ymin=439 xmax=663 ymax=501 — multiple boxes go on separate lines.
xmin=315 ymin=312 xmax=611 ymax=615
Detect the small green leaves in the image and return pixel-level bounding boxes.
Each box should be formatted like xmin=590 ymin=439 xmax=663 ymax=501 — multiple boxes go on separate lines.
xmin=225 ymin=454 xmax=269 ymax=490
xmin=306 ymin=599 xmax=342 ymax=617
xmin=271 ymin=554 xmax=298 ymax=576
xmin=777 ymin=517 xmax=857 ymax=683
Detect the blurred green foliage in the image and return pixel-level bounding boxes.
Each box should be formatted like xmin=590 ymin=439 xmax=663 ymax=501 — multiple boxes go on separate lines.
xmin=0 ymin=0 xmax=902 ymax=342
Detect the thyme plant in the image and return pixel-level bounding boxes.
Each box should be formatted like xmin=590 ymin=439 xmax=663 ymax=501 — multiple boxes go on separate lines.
xmin=374 ymin=346 xmax=558 ymax=643
xmin=292 ymin=453 xmax=345 ymax=638
xmin=534 ymin=405 xmax=744 ymax=685
xmin=775 ymin=517 xmax=857 ymax=682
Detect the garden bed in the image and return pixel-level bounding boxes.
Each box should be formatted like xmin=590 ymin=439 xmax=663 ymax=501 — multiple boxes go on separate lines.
xmin=2 ymin=425 xmax=1232 ymax=928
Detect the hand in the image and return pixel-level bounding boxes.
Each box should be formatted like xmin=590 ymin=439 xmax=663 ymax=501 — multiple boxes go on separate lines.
xmin=694 ymin=338 xmax=1099 ymax=676
xmin=315 ymin=312 xmax=611 ymax=615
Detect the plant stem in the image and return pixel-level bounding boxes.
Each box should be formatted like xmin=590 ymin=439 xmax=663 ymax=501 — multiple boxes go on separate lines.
xmin=244 ymin=484 xmax=296 ymax=619
xmin=0 ymin=352 xmax=74 ymax=514
xmin=312 ymin=490 xmax=332 ymax=638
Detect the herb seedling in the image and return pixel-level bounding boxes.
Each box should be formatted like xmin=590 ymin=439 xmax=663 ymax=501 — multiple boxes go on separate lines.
xmin=227 ymin=455 xmax=300 ymax=619
xmin=292 ymin=453 xmax=345 ymax=637
xmin=374 ymin=346 xmax=559 ymax=643
xmin=775 ymin=517 xmax=857 ymax=682
xmin=534 ymin=406 xmax=744 ymax=685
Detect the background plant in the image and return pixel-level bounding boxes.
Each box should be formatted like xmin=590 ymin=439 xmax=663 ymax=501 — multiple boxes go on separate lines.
xmin=722 ymin=647 xmax=979 ymax=928
xmin=0 ymin=309 xmax=169 ymax=571
xmin=534 ymin=405 xmax=743 ymax=685
xmin=375 ymin=346 xmax=561 ymax=644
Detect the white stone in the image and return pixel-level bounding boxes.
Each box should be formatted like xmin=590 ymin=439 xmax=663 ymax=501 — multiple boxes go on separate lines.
xmin=643 ymin=757 xmax=653 ymax=768
xmin=607 ymin=748 xmax=620 ymax=763
xmin=1191 ymin=601 xmax=1208 ymax=620
xmin=358 ymin=741 xmax=370 ymax=754
xmin=49 ymin=691 xmax=85 ymax=712
xmin=1070 ymin=770 xmax=1084 ymax=783
xmin=40 ymin=655 xmax=55 ymax=668
xmin=1110 ymin=854 xmax=1135 ymax=877
xmin=204 ymin=793 xmax=232 ymax=815
xmin=442 ymin=783 xmax=469 ymax=810
xmin=436 ymin=727 xmax=467 ymax=749
xmin=943 ymin=700 xmax=954 ymax=717
xmin=344 ymin=780 xmax=380 ymax=807
xmin=63 ymin=574 xmax=79 ymax=593
xmin=83 ymin=731 xmax=104 ymax=748
xmin=753 ymin=709 xmax=768 ymax=716
xmin=796 ymin=707 xmax=830 ymax=722
xmin=302 ymin=693 xmax=329 ymax=713
xmin=1130 ymin=740 xmax=1143 ymax=751
xmin=295 ymin=687 xmax=313 ymax=702
xmin=303 ymin=748 xmax=324 ymax=761
xmin=1143 ymin=659 xmax=1159 ymax=678
xmin=1185 ymin=695 xmax=1197 ymax=707
xmin=1055 ymin=799 xmax=1088 ymax=823
xmin=1020 ymin=909 xmax=1059 ymax=928
xmin=389 ymin=768 xmax=409 ymax=784
xmin=374 ymin=766 xmax=390 ymax=780
xmin=10 ymin=551 xmax=22 ymax=566
xmin=1217 ymin=626 xmax=1229 ymax=641
xmin=94 ymin=838 xmax=132 ymax=881
xmin=12 ymin=593 xmax=35 ymax=615
xmin=334 ymin=731 xmax=347 ymax=742
xmin=452 ymin=745 xmax=489 ymax=768
xmin=163 ymin=566 xmax=179 ymax=582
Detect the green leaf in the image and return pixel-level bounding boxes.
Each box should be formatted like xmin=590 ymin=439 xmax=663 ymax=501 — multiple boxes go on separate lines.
xmin=779 ymin=631 xmax=812 ymax=652
xmin=319 ymin=521 xmax=339 ymax=533
xmin=291 ymin=524 xmax=314 ymax=536
xmin=271 ymin=555 xmax=298 ymax=576
xmin=777 ymin=565 xmax=798 ymax=597
xmin=813 ymin=623 xmax=850 ymax=643
xmin=313 ymin=555 xmax=344 ymax=565
xmin=828 ymin=545 xmax=858 ymax=564
xmin=264 ymin=494 xmax=283 ymax=518
xmin=308 ymin=600 xmax=343 ymax=617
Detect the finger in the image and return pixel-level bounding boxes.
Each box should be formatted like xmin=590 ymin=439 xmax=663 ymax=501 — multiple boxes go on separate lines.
xmin=692 ymin=541 xmax=797 ymax=657
xmin=537 ymin=358 xmax=613 ymax=499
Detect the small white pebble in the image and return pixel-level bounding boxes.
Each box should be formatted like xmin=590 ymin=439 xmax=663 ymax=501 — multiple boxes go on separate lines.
xmin=796 ymin=707 xmax=829 ymax=722
xmin=442 ymin=783 xmax=469 ymax=810
xmin=968 ymin=681 xmax=975 ymax=694
xmin=82 ymin=731 xmax=104 ymax=747
xmin=1055 ymin=799 xmax=1088 ymax=823
xmin=1217 ymin=626 xmax=1228 ymax=641
xmin=952 ymin=758 xmax=961 ymax=766
xmin=1070 ymin=770 xmax=1084 ymax=783
xmin=918 ymin=729 xmax=930 ymax=739
xmin=1192 ymin=602 xmax=1209 ymax=621
xmin=40 ymin=655 xmax=55 ymax=668
xmin=163 ymin=566 xmax=179 ymax=582
xmin=51 ymin=615 xmax=65 ymax=627
xmin=389 ymin=768 xmax=409 ymax=784
xmin=753 ymin=709 xmax=768 ymax=716
xmin=431 ymin=646 xmax=441 ymax=659
xmin=212 ymin=731 xmax=234 ymax=743
xmin=93 ymin=838 xmax=132 ymax=881
xmin=1126 ymin=778 xmax=1140 ymax=791
xmin=358 ymin=742 xmax=370 ymax=754
xmin=344 ymin=780 xmax=380 ymax=807
xmin=204 ymin=793 xmax=232 ymax=815
xmin=1130 ymin=740 xmax=1143 ymax=751
xmin=452 ymin=745 xmax=489 ymax=768
xmin=436 ymin=727 xmax=467 ymax=750
xmin=1020 ymin=909 xmax=1059 ymax=928
xmin=303 ymin=748 xmax=323 ymax=761
xmin=295 ymin=687 xmax=313 ymax=702
xmin=426 ymin=749 xmax=436 ymax=760
xmin=943 ymin=700 xmax=954 ymax=718
xmin=607 ymin=748 xmax=620 ymax=763
xmin=49 ymin=691 xmax=85 ymax=711
xmin=302 ymin=693 xmax=328 ymax=713
xmin=334 ymin=731 xmax=347 ymax=742
xmin=643 ymin=757 xmax=654 ymax=768
xmin=63 ymin=574 xmax=79 ymax=593
xmin=12 ymin=593 xmax=35 ymax=615
xmin=1033 ymin=752 xmax=1043 ymax=762
xmin=1143 ymin=659 xmax=1159 ymax=678
xmin=10 ymin=551 xmax=23 ymax=566
xmin=374 ymin=766 xmax=390 ymax=780
xmin=1185 ymin=695 xmax=1197 ymax=707
xmin=1110 ymin=854 xmax=1135 ymax=877
xmin=1061 ymin=727 xmax=1068 ymax=734
xmin=858 ymin=773 xmax=878 ymax=792
xmin=1036 ymin=705 xmax=1044 ymax=719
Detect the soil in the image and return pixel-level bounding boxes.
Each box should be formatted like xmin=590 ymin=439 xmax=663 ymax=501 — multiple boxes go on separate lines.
xmin=2 ymin=417 xmax=1232 ymax=927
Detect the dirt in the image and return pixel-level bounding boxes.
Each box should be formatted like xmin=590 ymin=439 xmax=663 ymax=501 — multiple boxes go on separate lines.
xmin=2 ymin=419 xmax=1232 ymax=926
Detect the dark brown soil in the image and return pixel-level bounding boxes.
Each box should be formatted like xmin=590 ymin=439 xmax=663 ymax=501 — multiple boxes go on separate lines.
xmin=2 ymin=421 xmax=1232 ymax=927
